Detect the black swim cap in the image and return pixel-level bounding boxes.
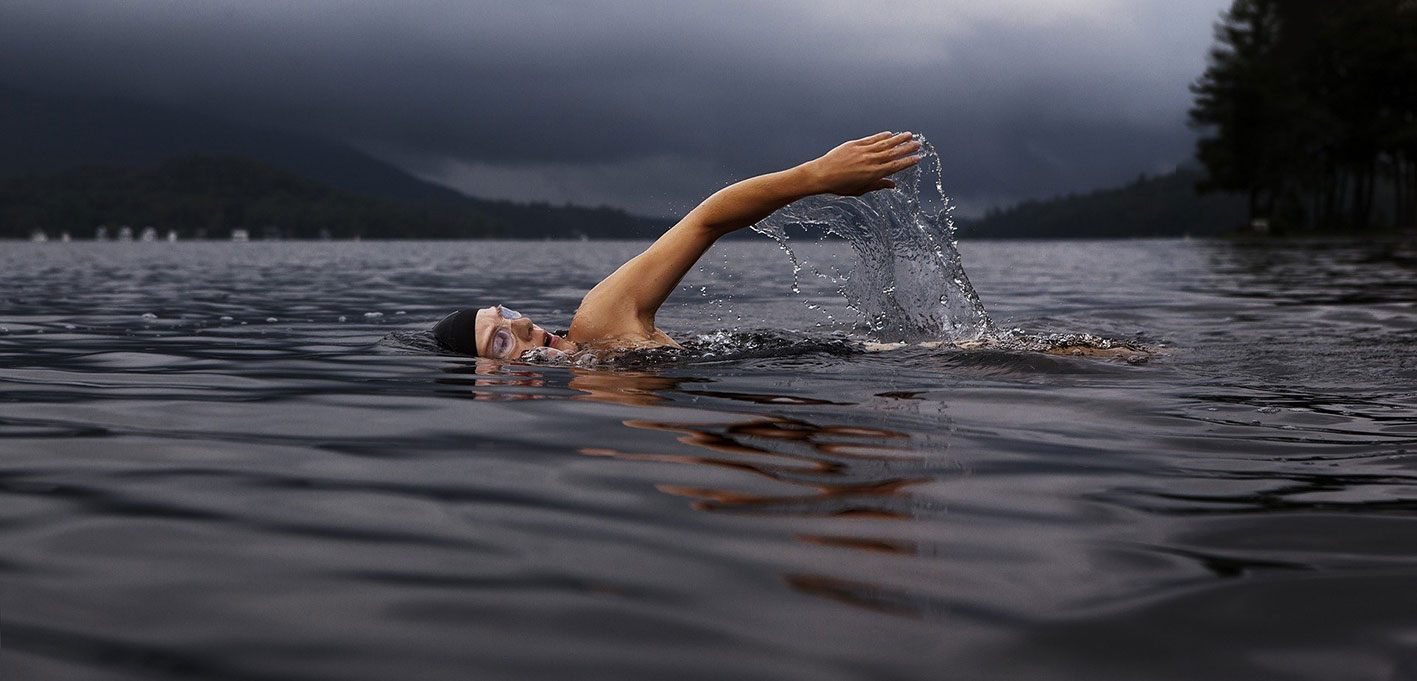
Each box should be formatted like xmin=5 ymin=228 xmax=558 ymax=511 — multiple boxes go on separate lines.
xmin=433 ymin=308 xmax=481 ymax=356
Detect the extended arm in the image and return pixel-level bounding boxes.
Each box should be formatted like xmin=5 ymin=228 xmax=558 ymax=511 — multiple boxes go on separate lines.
xmin=569 ymin=131 xmax=920 ymax=341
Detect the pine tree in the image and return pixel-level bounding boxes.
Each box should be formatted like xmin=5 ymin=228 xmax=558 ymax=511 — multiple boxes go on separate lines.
xmin=1190 ymin=0 xmax=1417 ymax=232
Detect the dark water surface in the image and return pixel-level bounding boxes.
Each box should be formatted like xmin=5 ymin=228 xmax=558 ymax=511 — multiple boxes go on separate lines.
xmin=2 ymin=239 xmax=1416 ymax=681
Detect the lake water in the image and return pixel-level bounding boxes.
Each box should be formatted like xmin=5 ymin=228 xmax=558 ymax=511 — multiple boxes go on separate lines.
xmin=2 ymin=238 xmax=1415 ymax=680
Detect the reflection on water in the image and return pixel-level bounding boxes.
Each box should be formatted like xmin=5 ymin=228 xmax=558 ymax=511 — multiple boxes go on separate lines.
xmin=1199 ymin=238 xmax=1417 ymax=305
xmin=446 ymin=361 xmax=944 ymax=610
xmin=2 ymin=239 xmax=1417 ymax=680
xmin=583 ymin=412 xmax=926 ymax=517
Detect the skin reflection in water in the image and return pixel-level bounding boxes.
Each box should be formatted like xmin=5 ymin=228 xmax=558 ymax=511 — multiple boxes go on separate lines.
xmin=438 ymin=359 xmax=955 ymax=616
xmin=436 ymin=360 xmax=559 ymax=401
xmin=437 ymin=358 xmax=706 ymax=405
xmin=583 ymin=416 xmax=922 ymax=518
xmin=574 ymin=373 xmax=948 ymax=616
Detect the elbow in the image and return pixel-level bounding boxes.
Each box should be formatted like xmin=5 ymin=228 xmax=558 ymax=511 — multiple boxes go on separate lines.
xmin=679 ymin=210 xmax=739 ymax=240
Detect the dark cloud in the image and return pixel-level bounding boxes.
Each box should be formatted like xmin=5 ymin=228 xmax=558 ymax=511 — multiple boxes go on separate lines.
xmin=0 ymin=0 xmax=1229 ymax=216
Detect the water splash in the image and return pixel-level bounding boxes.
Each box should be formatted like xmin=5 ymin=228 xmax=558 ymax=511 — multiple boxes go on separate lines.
xmin=507 ymin=330 xmax=860 ymax=368
xmin=752 ymin=135 xmax=994 ymax=343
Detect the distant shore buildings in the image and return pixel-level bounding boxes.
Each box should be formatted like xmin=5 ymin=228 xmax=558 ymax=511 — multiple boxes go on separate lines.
xmin=78 ymin=224 xmax=271 ymax=242
xmin=26 ymin=223 xmax=373 ymax=242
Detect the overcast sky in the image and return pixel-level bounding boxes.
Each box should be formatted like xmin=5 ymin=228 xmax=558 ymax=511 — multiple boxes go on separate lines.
xmin=0 ymin=0 xmax=1231 ymax=217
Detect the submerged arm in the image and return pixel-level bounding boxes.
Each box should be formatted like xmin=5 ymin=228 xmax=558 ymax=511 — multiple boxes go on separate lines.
xmin=573 ymin=132 xmax=921 ymax=335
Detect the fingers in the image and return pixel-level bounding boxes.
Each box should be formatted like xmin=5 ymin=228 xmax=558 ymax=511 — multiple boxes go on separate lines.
xmin=858 ymin=131 xmax=895 ymax=144
xmin=869 ymin=131 xmax=914 ymax=151
xmin=882 ymin=139 xmax=921 ymax=158
xmin=884 ymin=154 xmax=921 ymax=173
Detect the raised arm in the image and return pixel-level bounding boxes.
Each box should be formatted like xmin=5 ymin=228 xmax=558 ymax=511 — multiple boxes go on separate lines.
xmin=568 ymin=131 xmax=921 ymax=343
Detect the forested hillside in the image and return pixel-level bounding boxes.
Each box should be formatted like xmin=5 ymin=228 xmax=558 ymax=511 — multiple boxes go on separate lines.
xmin=959 ymin=167 xmax=1246 ymax=239
xmin=0 ymin=155 xmax=668 ymax=239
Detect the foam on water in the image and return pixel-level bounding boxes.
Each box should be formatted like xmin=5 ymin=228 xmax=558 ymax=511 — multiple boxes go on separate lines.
xmin=752 ymin=135 xmax=994 ymax=343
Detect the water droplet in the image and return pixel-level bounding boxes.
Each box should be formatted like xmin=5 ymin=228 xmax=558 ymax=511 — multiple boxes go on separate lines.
xmin=265 ymin=317 xmax=278 ymax=323
xmin=364 ymin=312 xmax=383 ymax=318
xmin=141 ymin=313 xmax=158 ymax=320
xmin=1257 ymin=406 xmax=1281 ymax=414
xmin=338 ymin=315 xmax=347 ymax=322
xmin=219 ymin=316 xmax=233 ymax=321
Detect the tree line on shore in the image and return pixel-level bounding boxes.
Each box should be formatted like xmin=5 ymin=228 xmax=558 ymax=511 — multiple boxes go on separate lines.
xmin=959 ymin=167 xmax=1245 ymax=239
xmin=0 ymin=153 xmax=668 ymax=240
xmin=1190 ymin=0 xmax=1417 ymax=233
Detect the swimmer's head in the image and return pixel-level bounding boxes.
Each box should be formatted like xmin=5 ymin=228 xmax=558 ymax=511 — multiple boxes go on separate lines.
xmin=433 ymin=305 xmax=572 ymax=358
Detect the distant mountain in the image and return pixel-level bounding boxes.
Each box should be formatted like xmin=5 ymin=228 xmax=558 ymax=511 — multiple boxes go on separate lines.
xmin=0 ymin=84 xmax=670 ymax=238
xmin=0 ymin=84 xmax=473 ymax=205
xmin=958 ymin=167 xmax=1247 ymax=239
xmin=0 ymin=153 xmax=667 ymax=239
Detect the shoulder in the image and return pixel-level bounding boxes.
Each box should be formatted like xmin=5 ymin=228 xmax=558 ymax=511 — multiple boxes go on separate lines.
xmin=567 ymin=286 xmax=668 ymax=347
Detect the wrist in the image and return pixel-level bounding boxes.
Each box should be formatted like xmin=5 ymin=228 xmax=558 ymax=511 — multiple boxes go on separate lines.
xmin=791 ymin=160 xmax=828 ymax=196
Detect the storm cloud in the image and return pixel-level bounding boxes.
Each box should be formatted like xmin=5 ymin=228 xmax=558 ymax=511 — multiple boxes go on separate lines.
xmin=0 ymin=0 xmax=1229 ymax=216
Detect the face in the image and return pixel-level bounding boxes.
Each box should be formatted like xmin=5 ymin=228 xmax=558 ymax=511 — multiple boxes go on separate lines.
xmin=475 ymin=305 xmax=569 ymax=359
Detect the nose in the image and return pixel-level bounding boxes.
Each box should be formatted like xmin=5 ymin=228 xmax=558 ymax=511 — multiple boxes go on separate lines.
xmin=509 ymin=316 xmax=535 ymax=338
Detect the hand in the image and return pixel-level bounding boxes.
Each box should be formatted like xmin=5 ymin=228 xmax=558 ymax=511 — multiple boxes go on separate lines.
xmin=802 ymin=131 xmax=922 ymax=196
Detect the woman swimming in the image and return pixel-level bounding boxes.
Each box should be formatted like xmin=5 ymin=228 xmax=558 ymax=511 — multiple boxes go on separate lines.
xmin=433 ymin=131 xmax=923 ymax=359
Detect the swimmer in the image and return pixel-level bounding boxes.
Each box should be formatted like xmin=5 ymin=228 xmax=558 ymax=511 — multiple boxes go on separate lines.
xmin=434 ymin=131 xmax=922 ymax=359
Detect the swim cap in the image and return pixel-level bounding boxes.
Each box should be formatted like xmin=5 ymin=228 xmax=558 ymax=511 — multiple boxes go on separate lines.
xmin=433 ymin=308 xmax=480 ymax=356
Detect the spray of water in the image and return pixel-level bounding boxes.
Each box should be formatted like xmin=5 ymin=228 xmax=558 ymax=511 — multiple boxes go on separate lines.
xmin=751 ymin=135 xmax=994 ymax=343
